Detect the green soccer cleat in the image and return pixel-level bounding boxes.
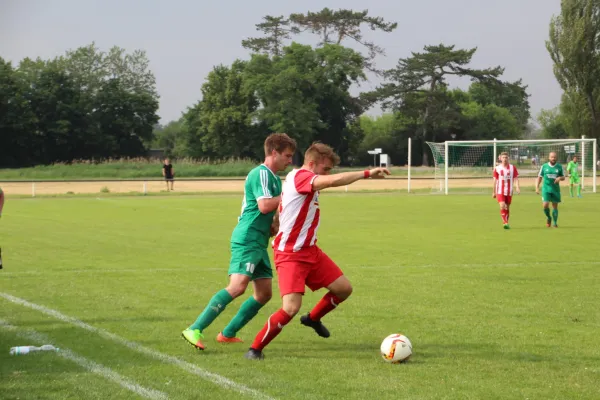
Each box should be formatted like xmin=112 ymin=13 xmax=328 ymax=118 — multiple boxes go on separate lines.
xmin=181 ymin=328 xmax=205 ymax=350
xmin=503 ymin=223 xmax=510 ymax=230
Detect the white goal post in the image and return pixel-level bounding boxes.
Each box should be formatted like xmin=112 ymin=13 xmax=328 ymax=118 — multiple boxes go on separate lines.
xmin=426 ymin=138 xmax=598 ymax=195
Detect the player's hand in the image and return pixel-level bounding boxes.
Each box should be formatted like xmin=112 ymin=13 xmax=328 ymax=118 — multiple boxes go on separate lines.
xmin=554 ymin=178 xmax=561 ymax=184
xmin=368 ymin=168 xmax=391 ymax=179
xmin=535 ymin=187 xmax=540 ymax=194
xmin=270 ymin=222 xmax=279 ymax=237
xmin=492 ymin=193 xmax=496 ymax=198
xmin=515 ymin=188 xmax=520 ymax=195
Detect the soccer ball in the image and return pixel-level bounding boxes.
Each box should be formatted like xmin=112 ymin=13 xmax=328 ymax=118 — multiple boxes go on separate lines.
xmin=380 ymin=334 xmax=412 ymax=363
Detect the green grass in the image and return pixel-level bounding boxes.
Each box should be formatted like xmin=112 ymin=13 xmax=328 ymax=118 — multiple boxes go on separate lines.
xmin=0 ymin=158 xmax=437 ymax=180
xmin=1 ymin=193 xmax=599 ymax=399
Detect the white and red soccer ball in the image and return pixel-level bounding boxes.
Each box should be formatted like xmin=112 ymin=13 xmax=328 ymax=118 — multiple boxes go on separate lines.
xmin=380 ymin=333 xmax=412 ymax=363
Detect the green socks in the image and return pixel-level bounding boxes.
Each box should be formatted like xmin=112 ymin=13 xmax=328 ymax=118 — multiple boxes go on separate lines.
xmin=577 ymin=185 xmax=582 ymax=196
xmin=569 ymin=186 xmax=574 ymax=197
xmin=222 ymin=297 xmax=265 ymax=338
xmin=552 ymin=209 xmax=558 ymax=225
xmin=544 ymin=208 xmax=551 ymax=220
xmin=189 ymin=289 xmax=234 ymax=331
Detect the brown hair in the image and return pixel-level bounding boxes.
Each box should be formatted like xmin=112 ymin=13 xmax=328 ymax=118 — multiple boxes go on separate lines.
xmin=264 ymin=133 xmax=297 ymax=156
xmin=304 ymin=142 xmax=340 ymax=167
xmin=500 ymin=152 xmax=509 ymax=157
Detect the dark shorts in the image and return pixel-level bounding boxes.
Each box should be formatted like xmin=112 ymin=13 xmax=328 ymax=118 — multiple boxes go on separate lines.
xmin=165 ymin=176 xmax=174 ymax=181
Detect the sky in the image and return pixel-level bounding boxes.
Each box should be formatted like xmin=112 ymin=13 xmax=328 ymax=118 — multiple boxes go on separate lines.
xmin=1 ymin=0 xmax=563 ymax=124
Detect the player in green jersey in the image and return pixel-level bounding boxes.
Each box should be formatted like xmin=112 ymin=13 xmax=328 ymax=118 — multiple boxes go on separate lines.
xmin=182 ymin=133 xmax=297 ymax=350
xmin=566 ymin=156 xmax=582 ymax=198
xmin=536 ymin=152 xmax=565 ymax=228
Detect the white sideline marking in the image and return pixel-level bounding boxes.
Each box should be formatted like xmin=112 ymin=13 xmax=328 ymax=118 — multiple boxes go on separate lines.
xmin=0 ymin=319 xmax=168 ymax=400
xmin=0 ymin=293 xmax=274 ymax=400
xmin=3 ymin=260 xmax=600 ymax=276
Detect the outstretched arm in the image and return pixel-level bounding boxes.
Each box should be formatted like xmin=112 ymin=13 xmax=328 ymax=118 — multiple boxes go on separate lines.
xmin=312 ymin=168 xmax=390 ymax=192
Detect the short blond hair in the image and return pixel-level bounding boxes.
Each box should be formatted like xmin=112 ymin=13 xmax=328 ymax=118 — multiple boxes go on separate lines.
xmin=500 ymin=152 xmax=509 ymax=157
xmin=304 ymin=142 xmax=340 ymax=167
xmin=264 ymin=133 xmax=297 ymax=157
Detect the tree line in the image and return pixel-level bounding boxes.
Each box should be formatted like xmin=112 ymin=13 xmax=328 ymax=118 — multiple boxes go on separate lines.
xmin=1 ymin=5 xmax=592 ymax=168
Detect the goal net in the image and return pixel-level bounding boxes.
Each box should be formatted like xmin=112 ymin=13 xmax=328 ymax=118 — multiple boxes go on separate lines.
xmin=426 ymin=139 xmax=598 ymax=194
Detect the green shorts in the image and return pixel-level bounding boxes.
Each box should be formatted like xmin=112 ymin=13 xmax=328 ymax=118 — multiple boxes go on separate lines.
xmin=542 ymin=190 xmax=561 ymax=204
xmin=228 ymin=243 xmax=272 ymax=280
xmin=569 ymin=176 xmax=580 ymax=184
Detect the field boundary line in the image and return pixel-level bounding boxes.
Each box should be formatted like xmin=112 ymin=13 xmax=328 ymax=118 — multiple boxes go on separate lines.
xmin=0 ymin=293 xmax=275 ymax=400
xmin=0 ymin=319 xmax=168 ymax=400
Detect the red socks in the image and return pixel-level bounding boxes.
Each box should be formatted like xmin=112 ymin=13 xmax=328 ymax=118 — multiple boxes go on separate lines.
xmin=250 ymin=293 xmax=346 ymax=352
xmin=506 ymin=209 xmax=510 ymax=222
xmin=500 ymin=209 xmax=508 ymax=224
xmin=309 ymin=292 xmax=344 ymax=321
xmin=250 ymin=309 xmax=292 ymax=351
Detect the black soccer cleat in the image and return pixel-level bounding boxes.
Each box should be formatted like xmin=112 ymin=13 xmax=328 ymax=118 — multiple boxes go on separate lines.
xmin=244 ymin=348 xmax=265 ymax=360
xmin=300 ymin=313 xmax=330 ymax=338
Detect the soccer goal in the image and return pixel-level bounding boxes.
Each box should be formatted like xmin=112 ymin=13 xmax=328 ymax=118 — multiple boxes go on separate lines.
xmin=426 ymin=138 xmax=598 ymax=194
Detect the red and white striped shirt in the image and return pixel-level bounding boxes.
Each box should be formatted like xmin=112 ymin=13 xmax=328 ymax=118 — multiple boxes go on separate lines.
xmin=273 ymin=169 xmax=320 ymax=253
xmin=493 ymin=164 xmax=519 ymax=196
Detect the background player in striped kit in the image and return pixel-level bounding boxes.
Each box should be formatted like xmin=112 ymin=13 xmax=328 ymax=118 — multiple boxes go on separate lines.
xmin=244 ymin=142 xmax=390 ymax=360
xmin=492 ymin=152 xmax=520 ymax=229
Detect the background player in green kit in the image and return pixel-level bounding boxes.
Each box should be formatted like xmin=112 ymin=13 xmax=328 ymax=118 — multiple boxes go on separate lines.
xmin=566 ymin=156 xmax=582 ymax=198
xmin=182 ymin=133 xmax=296 ymax=350
xmin=536 ymin=152 xmax=565 ymax=228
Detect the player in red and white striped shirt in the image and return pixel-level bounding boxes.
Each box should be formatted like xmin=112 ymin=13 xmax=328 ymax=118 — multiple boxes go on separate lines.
xmin=492 ymin=152 xmax=520 ymax=229
xmin=244 ymin=143 xmax=390 ymax=360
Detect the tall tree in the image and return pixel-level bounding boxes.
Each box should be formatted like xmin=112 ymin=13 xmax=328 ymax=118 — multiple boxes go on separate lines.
xmin=245 ymin=43 xmax=366 ymax=161
xmin=242 ymin=16 xmax=297 ymax=56
xmin=538 ymin=107 xmax=569 ymax=139
xmin=547 ymin=0 xmax=600 ymax=138
xmin=184 ymin=60 xmax=260 ymax=159
xmin=289 ymin=8 xmax=397 ymax=71
xmin=468 ymin=80 xmax=530 ymax=129
xmin=365 ymin=44 xmax=503 ymax=164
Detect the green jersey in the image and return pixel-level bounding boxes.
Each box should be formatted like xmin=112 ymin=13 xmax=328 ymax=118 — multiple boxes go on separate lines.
xmin=230 ymin=164 xmax=282 ymax=248
xmin=538 ymin=162 xmax=564 ymax=194
xmin=566 ymin=161 xmax=579 ymax=178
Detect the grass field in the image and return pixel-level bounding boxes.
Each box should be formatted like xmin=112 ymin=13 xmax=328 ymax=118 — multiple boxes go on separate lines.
xmin=1 ymin=193 xmax=599 ymax=399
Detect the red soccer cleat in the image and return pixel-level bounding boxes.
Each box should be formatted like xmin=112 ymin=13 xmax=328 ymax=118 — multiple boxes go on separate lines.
xmin=217 ymin=332 xmax=244 ymax=343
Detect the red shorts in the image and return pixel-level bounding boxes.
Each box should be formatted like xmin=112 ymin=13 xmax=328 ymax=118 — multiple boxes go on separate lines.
xmin=496 ymin=194 xmax=512 ymax=205
xmin=274 ymin=246 xmax=343 ymax=296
